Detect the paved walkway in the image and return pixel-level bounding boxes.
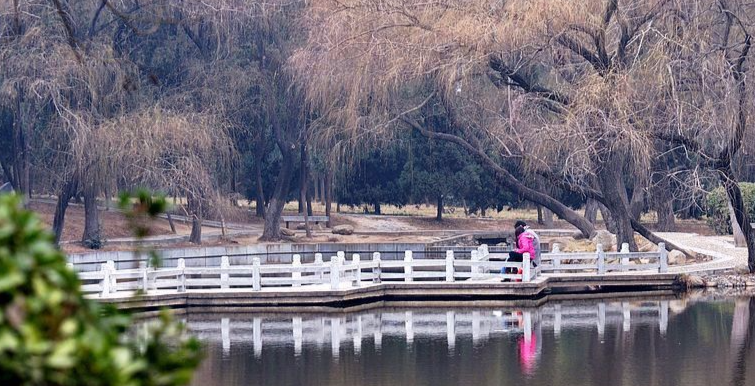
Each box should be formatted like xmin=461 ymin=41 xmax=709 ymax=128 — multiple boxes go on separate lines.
xmin=658 ymin=232 xmax=748 ymax=273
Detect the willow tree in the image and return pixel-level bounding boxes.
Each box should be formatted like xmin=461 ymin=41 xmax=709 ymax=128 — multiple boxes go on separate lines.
xmin=293 ymin=0 xmax=696 ymax=250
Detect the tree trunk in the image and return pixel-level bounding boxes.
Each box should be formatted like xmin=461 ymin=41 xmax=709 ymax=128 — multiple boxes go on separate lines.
xmin=436 ymin=195 xmax=443 ymax=221
xmin=729 ymin=200 xmax=747 ymax=247
xmin=652 ymin=178 xmax=676 ymax=232
xmin=629 ymin=184 xmax=645 ymax=220
xmin=542 ymin=207 xmax=554 ymax=228
xmin=300 ymin=146 xmax=312 ymax=238
xmin=320 ymin=175 xmax=326 ymax=204
xmin=597 ymin=161 xmax=638 ymax=251
xmin=260 ymin=148 xmax=296 ymax=241
xmin=537 ymin=206 xmax=543 ymax=225
xmin=52 ymin=175 xmax=78 ymax=245
xmin=374 ymin=202 xmax=381 ymax=215
xmin=325 ymin=170 xmax=332 ymax=227
xmin=82 ymin=181 xmax=102 ymax=249
xmin=190 ymin=211 xmax=202 ymax=244
xmin=584 ymin=199 xmax=599 ymax=224
xmin=313 ymin=173 xmax=320 ymax=203
xmin=720 ymin=168 xmax=755 ymax=272
xmin=598 ymin=202 xmax=617 ymax=233
xmin=254 ymin=136 xmax=266 ymax=218
xmin=166 ymin=213 xmax=177 ymax=234
xmin=12 ymin=87 xmax=30 ymax=203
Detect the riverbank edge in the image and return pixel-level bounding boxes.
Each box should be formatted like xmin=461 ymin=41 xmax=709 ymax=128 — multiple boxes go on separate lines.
xmin=97 ymin=273 xmax=683 ymax=313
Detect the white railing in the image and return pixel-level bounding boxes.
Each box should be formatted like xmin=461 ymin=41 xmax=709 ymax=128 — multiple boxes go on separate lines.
xmin=78 ymin=245 xmax=545 ymax=297
xmin=77 ymin=242 xmax=669 ymax=297
xmin=541 ymin=242 xmax=668 ymax=274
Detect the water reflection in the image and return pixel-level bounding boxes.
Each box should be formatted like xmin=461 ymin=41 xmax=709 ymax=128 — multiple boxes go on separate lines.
xmin=177 ymin=297 xmax=755 ymax=386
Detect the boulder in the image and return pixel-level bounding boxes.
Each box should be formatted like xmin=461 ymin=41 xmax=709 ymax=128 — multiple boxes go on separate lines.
xmin=332 ymin=224 xmax=354 ymax=235
xmin=327 ymin=236 xmax=341 ymax=242
xmin=591 ymin=230 xmax=616 ymax=252
xmin=547 ymin=237 xmax=574 ymax=252
xmin=668 ymin=250 xmax=686 ymax=265
xmin=280 ymin=228 xmax=296 ymax=237
xmin=562 ymin=239 xmax=597 ymax=252
xmin=635 ymin=235 xmax=657 ymax=252
xmin=295 ymin=223 xmax=311 ymax=231
xmin=677 ymin=274 xmax=705 ymax=288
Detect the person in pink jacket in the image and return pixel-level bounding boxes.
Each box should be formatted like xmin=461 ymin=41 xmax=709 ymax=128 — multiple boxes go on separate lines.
xmin=502 ymin=224 xmax=536 ymax=280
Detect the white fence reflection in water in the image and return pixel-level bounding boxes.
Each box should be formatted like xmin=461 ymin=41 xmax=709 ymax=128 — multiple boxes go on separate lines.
xmin=171 ymin=301 xmax=671 ymax=357
xmin=77 ymin=243 xmax=669 ymax=297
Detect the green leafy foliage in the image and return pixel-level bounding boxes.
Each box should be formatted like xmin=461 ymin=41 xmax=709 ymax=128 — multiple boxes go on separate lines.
xmin=706 ymin=183 xmax=755 ymax=235
xmin=0 ymin=194 xmax=202 ymax=386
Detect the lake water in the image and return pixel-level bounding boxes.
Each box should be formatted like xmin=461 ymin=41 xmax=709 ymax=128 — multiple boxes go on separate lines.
xmin=182 ymin=295 xmax=755 ymax=386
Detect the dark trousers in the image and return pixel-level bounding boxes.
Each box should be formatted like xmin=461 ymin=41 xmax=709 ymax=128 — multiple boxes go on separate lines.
xmin=504 ymin=252 xmax=524 ymax=274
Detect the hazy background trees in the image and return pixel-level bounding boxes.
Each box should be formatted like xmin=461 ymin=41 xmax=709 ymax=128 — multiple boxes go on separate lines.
xmin=1 ymin=0 xmax=754 ymax=270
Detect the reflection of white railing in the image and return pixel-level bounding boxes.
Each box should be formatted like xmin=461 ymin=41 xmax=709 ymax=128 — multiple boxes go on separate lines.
xmin=77 ymin=242 xmax=669 ymax=297
xmin=172 ymin=300 xmax=671 ymax=357
xmin=541 ymin=242 xmax=668 ymax=274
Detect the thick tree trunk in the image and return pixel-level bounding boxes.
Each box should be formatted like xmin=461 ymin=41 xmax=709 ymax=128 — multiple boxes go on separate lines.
xmin=542 ymin=207 xmax=554 ymax=228
xmin=374 ymin=202 xmax=381 ymax=215
xmin=584 ymin=199 xmax=599 ymax=225
xmin=436 ymin=195 xmax=443 ymax=221
xmin=254 ymin=137 xmax=266 ymax=218
xmin=629 ymin=184 xmax=645 ymax=220
xmin=189 ymin=211 xmax=202 ymax=244
xmin=729 ymin=200 xmax=747 ymax=247
xmin=260 ymin=148 xmax=296 ymax=241
xmin=720 ymin=168 xmax=755 ymax=272
xmin=82 ymin=181 xmax=102 ymax=249
xmin=597 ymin=161 xmax=638 ymax=251
xmin=652 ymin=179 xmax=676 ymax=232
xmin=52 ymin=175 xmax=78 ymax=245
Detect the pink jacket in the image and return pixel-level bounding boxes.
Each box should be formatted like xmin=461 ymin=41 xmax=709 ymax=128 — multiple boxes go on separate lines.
xmin=514 ymin=232 xmax=536 ymax=258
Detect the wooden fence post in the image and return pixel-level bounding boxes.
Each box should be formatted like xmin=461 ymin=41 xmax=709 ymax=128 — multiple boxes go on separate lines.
xmin=597 ymin=245 xmax=606 ymax=275
xmin=353 ymin=254 xmax=361 ymax=287
xmin=252 ymin=257 xmax=261 ymax=291
xmin=100 ymin=263 xmax=110 ymax=297
xmin=372 ymin=252 xmax=381 ymax=283
xmin=658 ymin=243 xmax=668 ymax=273
xmin=445 ymin=250 xmax=455 ymax=282
xmin=292 ymin=254 xmax=302 ymax=287
xmin=330 ymin=255 xmax=341 ymax=290
xmin=178 ymin=258 xmax=186 ymax=292
xmin=221 ymin=255 xmax=230 ymax=290
xmin=522 ymin=253 xmax=531 ymax=282
xmin=404 ymin=251 xmax=413 ymax=282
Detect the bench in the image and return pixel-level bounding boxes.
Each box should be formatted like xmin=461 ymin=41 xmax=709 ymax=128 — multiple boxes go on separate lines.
xmin=281 ymin=215 xmax=330 ymax=229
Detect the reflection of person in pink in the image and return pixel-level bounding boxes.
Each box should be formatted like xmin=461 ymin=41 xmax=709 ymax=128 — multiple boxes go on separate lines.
xmin=518 ymin=332 xmax=538 ymax=376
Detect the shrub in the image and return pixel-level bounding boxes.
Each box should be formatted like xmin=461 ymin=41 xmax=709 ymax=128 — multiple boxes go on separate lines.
xmin=706 ymin=183 xmax=755 ymax=235
xmin=0 ymin=194 xmax=201 ymax=386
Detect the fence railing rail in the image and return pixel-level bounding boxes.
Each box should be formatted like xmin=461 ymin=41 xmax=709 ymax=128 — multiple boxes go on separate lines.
xmin=76 ymin=242 xmax=669 ymax=297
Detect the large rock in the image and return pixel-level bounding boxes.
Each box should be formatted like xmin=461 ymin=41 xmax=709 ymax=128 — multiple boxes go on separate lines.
xmin=332 ymin=224 xmax=354 ymax=235
xmin=280 ymin=228 xmax=296 ymax=237
xmin=668 ymin=250 xmax=686 ymax=265
xmin=635 ymin=235 xmax=657 ymax=252
xmin=591 ymin=230 xmax=616 ymax=252
xmin=562 ymin=239 xmax=596 ymax=252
